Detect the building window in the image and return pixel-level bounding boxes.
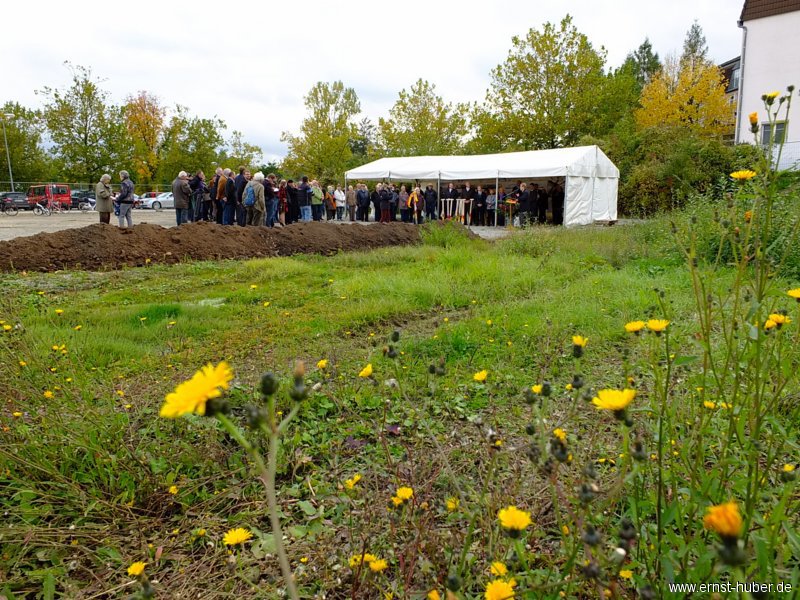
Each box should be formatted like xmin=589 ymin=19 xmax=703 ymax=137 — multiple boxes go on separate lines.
xmin=727 ymin=66 xmax=740 ymax=92
xmin=761 ymin=121 xmax=787 ymax=145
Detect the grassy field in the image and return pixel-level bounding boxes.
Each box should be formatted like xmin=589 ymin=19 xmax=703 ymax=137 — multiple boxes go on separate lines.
xmin=1 ymin=219 xmax=798 ymax=599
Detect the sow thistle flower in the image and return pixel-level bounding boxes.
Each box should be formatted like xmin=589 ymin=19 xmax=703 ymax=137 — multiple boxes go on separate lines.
xmin=485 ymin=578 xmax=516 ymax=600
xmin=160 ymin=362 xmax=233 ymax=418
xmin=349 ymin=552 xmax=377 ymax=567
xmin=767 ymin=313 xmax=791 ymax=328
xmin=127 ymin=561 xmax=146 ymax=577
xmin=572 ymin=335 xmax=588 ymax=358
xmin=646 ymin=319 xmax=670 ymax=334
xmin=730 ymin=170 xmax=757 ymax=181
xmin=593 ymin=389 xmax=636 ymax=425
xmin=498 ymin=505 xmax=532 ymax=538
xmin=368 ymin=558 xmax=388 ymax=573
xmin=703 ymin=501 xmax=745 ymax=564
xmin=223 ymin=527 xmax=253 ymax=546
xmin=624 ymin=320 xmax=645 ymax=334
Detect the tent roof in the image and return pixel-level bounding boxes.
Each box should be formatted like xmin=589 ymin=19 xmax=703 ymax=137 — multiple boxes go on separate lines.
xmin=345 ymin=145 xmax=619 ymax=181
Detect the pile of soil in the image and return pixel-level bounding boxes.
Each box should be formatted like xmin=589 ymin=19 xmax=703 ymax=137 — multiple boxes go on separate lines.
xmin=0 ymin=221 xmax=421 ymax=272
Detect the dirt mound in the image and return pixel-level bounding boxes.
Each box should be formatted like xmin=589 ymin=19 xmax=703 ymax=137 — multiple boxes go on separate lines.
xmin=0 ymin=221 xmax=421 ymax=272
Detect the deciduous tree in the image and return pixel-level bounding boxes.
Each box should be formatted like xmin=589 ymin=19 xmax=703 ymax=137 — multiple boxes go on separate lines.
xmin=281 ymin=81 xmax=360 ymax=183
xmin=474 ymin=15 xmax=607 ymax=151
xmin=37 ymin=63 xmax=129 ymax=183
xmin=635 ymin=56 xmax=734 ymax=138
xmin=0 ymin=102 xmax=55 ymax=187
xmin=377 ymin=79 xmax=467 ymax=156
xmin=156 ymin=106 xmax=225 ymax=185
xmin=124 ymin=91 xmax=166 ymax=186
xmin=224 ymin=130 xmax=263 ymax=170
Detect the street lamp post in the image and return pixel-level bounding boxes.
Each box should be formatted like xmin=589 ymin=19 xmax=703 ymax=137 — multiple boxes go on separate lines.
xmin=1 ymin=113 xmax=14 ymax=192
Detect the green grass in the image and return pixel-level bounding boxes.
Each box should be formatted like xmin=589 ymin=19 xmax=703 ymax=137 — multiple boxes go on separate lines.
xmin=0 ymin=219 xmax=796 ymax=598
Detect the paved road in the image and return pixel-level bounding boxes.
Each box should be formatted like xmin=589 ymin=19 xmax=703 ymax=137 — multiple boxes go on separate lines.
xmin=0 ymin=209 xmax=516 ymax=242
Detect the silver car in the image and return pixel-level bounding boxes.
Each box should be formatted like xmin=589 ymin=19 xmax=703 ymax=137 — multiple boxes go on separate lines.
xmin=142 ymin=192 xmax=174 ymax=210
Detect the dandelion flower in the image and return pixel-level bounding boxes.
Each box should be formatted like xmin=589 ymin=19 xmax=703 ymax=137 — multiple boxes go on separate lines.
xmin=18 ymin=360 xmax=27 ymax=367
xmin=572 ymin=335 xmax=588 ymax=347
xmin=43 ymin=390 xmax=54 ymax=399
xmin=127 ymin=561 xmax=146 ymax=577
xmin=619 ymin=569 xmax=633 ymax=580
xmin=646 ymin=319 xmax=670 ymax=333
xmin=349 ymin=552 xmax=377 ymax=567
xmin=250 ymin=284 xmax=257 ymax=289
xmin=168 ymin=485 xmax=178 ymax=495
xmin=473 ymin=370 xmax=488 ymax=383
xmin=553 ymin=428 xmax=567 ymax=443
xmin=368 ymin=558 xmax=388 ymax=573
xmin=317 ymin=359 xmax=328 ymax=369
xmin=782 ymin=464 xmax=795 ymax=473
xmin=396 ymin=486 xmax=414 ymax=501
xmin=159 ymin=362 xmax=233 ymax=418
xmin=427 ymin=591 xmax=441 ymax=600
xmin=592 ymin=389 xmax=636 ymax=411
xmin=764 ymin=319 xmax=777 ymax=330
xmin=703 ymin=501 xmax=742 ymax=539
xmin=300 ymin=556 xmax=308 ymax=563
xmin=531 ymin=384 xmax=543 ymax=394
xmin=485 ymin=579 xmax=515 ymax=600
xmin=749 ymin=112 xmax=758 ymax=125
xmin=391 ymin=495 xmax=404 ymax=507
xmin=768 ymin=313 xmax=791 ymax=326
xmin=344 ymin=473 xmax=362 ymax=489
xmin=730 ymin=170 xmax=757 ymax=181
xmin=787 ymin=288 xmax=800 ymax=301
xmin=12 ymin=411 xmax=22 ymax=418
xmin=446 ymin=497 xmax=459 ymax=512
xmin=703 ymin=401 xmax=716 ymax=409
xmin=223 ymin=527 xmax=253 ymax=546
xmin=624 ymin=320 xmax=646 ymax=333
xmin=497 ymin=506 xmax=532 ymax=535
xmin=490 ymin=561 xmax=508 ymax=576
xmin=359 ymin=363 xmax=373 ymax=378
xmin=2 ymin=324 xmax=12 ymax=332
xmin=55 ymin=309 xmax=64 ymax=315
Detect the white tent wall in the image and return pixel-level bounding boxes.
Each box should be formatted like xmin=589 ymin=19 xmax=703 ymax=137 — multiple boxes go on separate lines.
xmin=345 ymin=146 xmax=619 ymax=226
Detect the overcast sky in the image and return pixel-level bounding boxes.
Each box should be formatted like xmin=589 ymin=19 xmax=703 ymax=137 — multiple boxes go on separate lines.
xmin=3 ymin=0 xmax=745 ymax=161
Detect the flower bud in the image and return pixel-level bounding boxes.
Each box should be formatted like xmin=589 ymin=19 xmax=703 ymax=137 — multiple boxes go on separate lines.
xmin=446 ymin=574 xmax=462 ymax=592
xmin=289 ymin=383 xmax=308 ymax=402
xmin=293 ymin=361 xmax=306 ymax=379
xmin=390 ymin=330 xmax=400 ymax=342
xmin=260 ymin=372 xmax=279 ymax=397
xmin=245 ymin=404 xmax=266 ymax=429
xmin=205 ymin=397 xmax=230 ymax=417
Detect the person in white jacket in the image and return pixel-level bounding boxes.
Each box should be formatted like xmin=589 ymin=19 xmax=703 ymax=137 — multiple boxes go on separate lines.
xmin=334 ymin=185 xmax=346 ymax=221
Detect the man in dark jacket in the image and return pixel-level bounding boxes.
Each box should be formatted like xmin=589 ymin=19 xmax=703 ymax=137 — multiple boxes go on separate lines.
xmin=298 ymin=176 xmax=312 ymax=222
xmin=117 ymin=170 xmax=135 ymax=229
xmin=234 ymin=167 xmax=248 ymax=227
xmin=286 ymin=180 xmax=298 ymax=224
xmin=356 ymin=183 xmax=370 ymax=222
xmin=445 ymin=183 xmax=459 ymax=219
xmin=533 ymin=183 xmax=548 ymax=224
xmin=516 ymin=183 xmax=531 ymax=227
xmin=423 ymin=184 xmax=438 ymax=221
xmin=172 ymin=171 xmax=192 ymax=226
xmin=223 ymin=170 xmax=237 ymax=225
xmin=551 ymin=181 xmax=565 ymax=226
xmin=189 ymin=171 xmax=207 ymax=221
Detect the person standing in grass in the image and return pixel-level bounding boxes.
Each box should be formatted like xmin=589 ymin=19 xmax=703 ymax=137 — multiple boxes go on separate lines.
xmin=172 ymin=171 xmax=192 ymax=226
xmin=116 ymin=170 xmax=135 ymax=228
xmin=95 ymin=174 xmax=113 ymax=224
xmin=346 ymin=185 xmax=357 ymax=221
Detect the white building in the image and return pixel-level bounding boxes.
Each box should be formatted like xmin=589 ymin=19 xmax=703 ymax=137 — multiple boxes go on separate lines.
xmin=736 ymin=0 xmax=800 ymax=169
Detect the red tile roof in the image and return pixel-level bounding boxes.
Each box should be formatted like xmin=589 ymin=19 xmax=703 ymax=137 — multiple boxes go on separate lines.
xmin=741 ymin=0 xmax=800 ymax=21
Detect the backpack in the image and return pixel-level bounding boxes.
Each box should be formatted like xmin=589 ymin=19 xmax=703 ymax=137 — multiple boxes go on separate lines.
xmin=244 ymin=185 xmax=256 ymax=207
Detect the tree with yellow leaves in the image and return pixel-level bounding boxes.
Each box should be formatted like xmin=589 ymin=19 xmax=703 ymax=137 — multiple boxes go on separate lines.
xmin=635 ymin=55 xmax=734 ymax=137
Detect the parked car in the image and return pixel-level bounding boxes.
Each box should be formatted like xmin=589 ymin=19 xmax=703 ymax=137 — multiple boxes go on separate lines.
xmin=70 ymin=190 xmax=96 ymax=210
xmin=140 ymin=192 xmax=174 ymax=210
xmin=0 ymin=191 xmax=31 ymax=211
xmin=27 ymin=184 xmax=71 ymax=210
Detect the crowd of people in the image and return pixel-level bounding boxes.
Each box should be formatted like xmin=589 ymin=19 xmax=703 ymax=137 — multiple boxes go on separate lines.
xmin=93 ymin=169 xmax=567 ymax=228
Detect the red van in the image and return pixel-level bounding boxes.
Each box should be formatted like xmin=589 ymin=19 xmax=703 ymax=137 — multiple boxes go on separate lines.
xmin=27 ymin=184 xmax=72 ymax=210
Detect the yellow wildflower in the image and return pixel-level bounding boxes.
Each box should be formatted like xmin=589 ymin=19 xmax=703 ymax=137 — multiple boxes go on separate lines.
xmin=497 ymin=506 xmax=532 ymax=533
xmin=159 ymin=361 xmax=233 ymax=418
xmin=127 ymin=561 xmax=146 ymax=577
xmin=749 ymin=111 xmax=758 ymax=125
xmin=592 ymin=389 xmax=636 ymax=411
xmin=646 ymin=319 xmax=670 ymax=333
xmin=531 ymin=384 xmax=543 ymax=394
xmin=703 ymin=401 xmax=716 ymax=409
xmin=764 ymin=319 xmax=777 ymax=330
xmin=359 ymin=363 xmax=373 ymax=378
xmin=765 ymin=91 xmax=780 ymax=99
xmin=396 ymin=486 xmax=414 ymax=501
xmin=18 ymin=360 xmax=27 ymax=367
xmin=344 ymin=473 xmax=362 ymax=489
xmin=43 ymin=390 xmax=54 ymax=399
xmin=553 ymin=428 xmax=567 ymax=443
xmin=572 ymin=335 xmax=588 ymax=347
xmin=730 ymin=170 xmax=757 ymax=181
xmin=782 ymin=464 xmax=795 ymax=473
xmin=12 ymin=411 xmax=22 ymax=418
xmin=490 ymin=561 xmax=508 ymax=576
xmin=703 ymin=501 xmax=743 ymax=539
xmin=485 ymin=579 xmax=515 ymax=600
xmin=446 ymin=497 xmax=459 ymax=512
xmin=768 ymin=313 xmax=791 ymax=326
xmin=473 ymin=370 xmax=488 ymax=383
xmin=223 ymin=527 xmax=253 ymax=546
xmin=349 ymin=552 xmax=378 ymax=567
xmin=619 ymin=569 xmax=633 ymax=580
xmin=168 ymin=485 xmax=178 ymax=495
xmin=391 ymin=495 xmax=404 ymax=507
xmin=300 ymin=556 xmax=308 ymax=563
xmin=787 ymin=288 xmax=800 ymax=301
xmin=369 ymin=558 xmax=388 ymax=573
xmin=427 ymin=591 xmax=441 ymax=600
xmin=2 ymin=324 xmax=11 ymax=332
xmin=317 ymin=359 xmax=328 ymax=369
xmin=250 ymin=284 xmax=257 ymax=289
xmin=744 ymin=210 xmax=752 ymax=223
xmin=55 ymin=309 xmax=64 ymax=315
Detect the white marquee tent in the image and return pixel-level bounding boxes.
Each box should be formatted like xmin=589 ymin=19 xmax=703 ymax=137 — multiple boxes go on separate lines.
xmin=344 ymin=145 xmax=619 ymax=226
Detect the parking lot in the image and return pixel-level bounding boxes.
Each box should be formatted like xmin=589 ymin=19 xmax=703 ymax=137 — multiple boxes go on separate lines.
xmin=0 ymin=208 xmax=178 ymax=242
